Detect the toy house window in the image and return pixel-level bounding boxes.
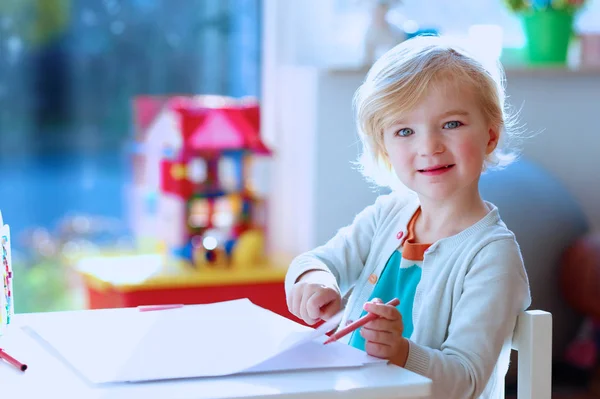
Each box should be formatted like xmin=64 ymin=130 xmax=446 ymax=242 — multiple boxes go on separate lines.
xmin=213 ymin=197 xmax=234 ymax=229
xmin=219 ymin=155 xmax=238 ymax=192
xmin=188 ymin=199 xmax=209 ymax=229
xmin=188 ymin=196 xmax=234 ymax=230
xmin=187 ymin=158 xmax=207 ymax=183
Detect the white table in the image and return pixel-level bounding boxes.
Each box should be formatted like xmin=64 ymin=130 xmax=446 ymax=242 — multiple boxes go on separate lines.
xmin=1 ymin=312 xmax=431 ymax=399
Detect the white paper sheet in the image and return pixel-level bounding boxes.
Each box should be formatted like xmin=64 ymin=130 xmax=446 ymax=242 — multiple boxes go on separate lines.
xmin=23 ymin=299 xmax=385 ymax=384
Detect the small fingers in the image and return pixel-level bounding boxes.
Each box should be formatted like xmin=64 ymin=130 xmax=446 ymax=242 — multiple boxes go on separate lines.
xmin=365 ymin=340 xmax=393 ymax=359
xmin=290 ymin=282 xmax=341 ymax=325
xmin=363 ymin=301 xmax=401 ymax=321
xmin=307 ymin=288 xmax=339 ymax=318
xmin=300 ymin=290 xmax=319 ymax=325
xmin=363 ymin=318 xmax=403 ymax=335
xmin=360 ymin=327 xmax=393 ymax=344
xmin=306 ymin=291 xmax=323 ymax=321
xmin=319 ymin=297 xmax=341 ymax=320
xmin=306 ymin=288 xmax=336 ymax=312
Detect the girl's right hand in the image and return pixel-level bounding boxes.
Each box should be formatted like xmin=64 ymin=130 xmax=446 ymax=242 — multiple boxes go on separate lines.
xmin=287 ymin=271 xmax=342 ymax=325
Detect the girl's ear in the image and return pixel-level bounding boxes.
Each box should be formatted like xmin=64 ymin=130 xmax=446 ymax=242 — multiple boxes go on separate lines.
xmin=486 ymin=126 xmax=499 ymax=155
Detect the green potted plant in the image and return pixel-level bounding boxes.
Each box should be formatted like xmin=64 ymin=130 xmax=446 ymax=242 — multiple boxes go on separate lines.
xmin=503 ymin=0 xmax=588 ymax=65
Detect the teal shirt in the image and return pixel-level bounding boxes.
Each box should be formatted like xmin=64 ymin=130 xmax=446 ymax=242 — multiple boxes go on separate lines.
xmin=348 ymin=250 xmax=422 ymax=351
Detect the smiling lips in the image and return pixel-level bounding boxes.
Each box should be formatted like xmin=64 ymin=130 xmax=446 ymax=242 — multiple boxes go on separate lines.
xmin=418 ymin=164 xmax=455 ymax=176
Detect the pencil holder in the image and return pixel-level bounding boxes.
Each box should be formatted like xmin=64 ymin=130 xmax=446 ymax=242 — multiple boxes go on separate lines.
xmin=0 ymin=215 xmax=13 ymax=336
xmin=521 ymin=8 xmax=574 ymax=65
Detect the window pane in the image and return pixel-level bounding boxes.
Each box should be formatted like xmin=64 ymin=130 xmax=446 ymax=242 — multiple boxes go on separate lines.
xmin=0 ymin=0 xmax=262 ymax=312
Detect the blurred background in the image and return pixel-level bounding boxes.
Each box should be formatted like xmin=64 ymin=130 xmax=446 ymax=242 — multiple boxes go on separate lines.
xmin=0 ymin=0 xmax=261 ymax=311
xmin=1 ymin=0 xmax=600 ymax=396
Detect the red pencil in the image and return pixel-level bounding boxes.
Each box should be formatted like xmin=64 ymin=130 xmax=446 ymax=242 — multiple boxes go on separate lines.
xmin=0 ymin=348 xmax=28 ymax=372
xmin=323 ymin=298 xmax=400 ymax=345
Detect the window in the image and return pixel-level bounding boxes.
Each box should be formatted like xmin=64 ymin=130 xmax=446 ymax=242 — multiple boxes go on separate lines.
xmin=0 ymin=0 xmax=262 ymax=312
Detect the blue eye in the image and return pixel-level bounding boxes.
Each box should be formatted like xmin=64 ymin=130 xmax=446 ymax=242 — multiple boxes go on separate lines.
xmin=396 ymin=128 xmax=414 ymax=137
xmin=443 ymin=121 xmax=462 ymax=129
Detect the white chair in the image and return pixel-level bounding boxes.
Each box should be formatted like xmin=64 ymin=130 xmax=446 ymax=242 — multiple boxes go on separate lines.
xmin=512 ymin=310 xmax=553 ymax=399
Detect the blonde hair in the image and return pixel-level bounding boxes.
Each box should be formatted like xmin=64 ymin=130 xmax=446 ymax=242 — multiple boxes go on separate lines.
xmin=353 ymin=35 xmax=519 ymax=191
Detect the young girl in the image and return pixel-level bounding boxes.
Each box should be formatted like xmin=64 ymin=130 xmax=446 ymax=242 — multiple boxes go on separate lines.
xmin=285 ymin=35 xmax=531 ymax=399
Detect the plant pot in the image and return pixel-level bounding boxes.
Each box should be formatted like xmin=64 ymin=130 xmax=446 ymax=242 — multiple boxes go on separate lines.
xmin=521 ymin=9 xmax=574 ymax=65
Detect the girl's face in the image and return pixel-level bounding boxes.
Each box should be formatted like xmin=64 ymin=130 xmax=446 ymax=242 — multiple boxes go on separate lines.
xmin=382 ymin=79 xmax=498 ymax=203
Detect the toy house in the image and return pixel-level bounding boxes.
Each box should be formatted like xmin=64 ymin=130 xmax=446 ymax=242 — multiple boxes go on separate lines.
xmin=130 ymin=95 xmax=272 ymax=268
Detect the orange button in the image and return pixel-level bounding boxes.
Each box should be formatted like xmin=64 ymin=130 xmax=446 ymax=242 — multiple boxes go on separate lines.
xmin=368 ymin=274 xmax=378 ymax=284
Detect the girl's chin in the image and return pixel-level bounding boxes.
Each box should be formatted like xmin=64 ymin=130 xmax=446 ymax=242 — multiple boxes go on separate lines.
xmin=413 ymin=187 xmax=478 ymax=203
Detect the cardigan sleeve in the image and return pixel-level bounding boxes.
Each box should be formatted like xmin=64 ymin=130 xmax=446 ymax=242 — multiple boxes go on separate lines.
xmin=284 ymin=194 xmax=393 ymax=299
xmin=404 ymin=238 xmax=531 ymax=399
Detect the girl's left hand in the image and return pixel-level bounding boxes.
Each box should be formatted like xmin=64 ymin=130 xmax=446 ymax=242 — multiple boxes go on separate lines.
xmin=360 ymin=298 xmax=410 ymax=367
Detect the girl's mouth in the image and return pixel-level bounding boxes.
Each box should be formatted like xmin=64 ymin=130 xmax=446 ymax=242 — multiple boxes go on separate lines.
xmin=418 ymin=164 xmax=455 ymax=175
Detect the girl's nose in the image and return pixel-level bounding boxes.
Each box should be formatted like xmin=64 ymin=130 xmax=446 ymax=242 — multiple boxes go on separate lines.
xmin=418 ymin=132 xmax=445 ymax=156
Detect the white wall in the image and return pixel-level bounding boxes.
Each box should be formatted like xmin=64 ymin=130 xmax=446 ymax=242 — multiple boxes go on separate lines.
xmin=267 ymin=66 xmax=600 ymax=254
xmin=504 ymin=71 xmax=600 ymax=234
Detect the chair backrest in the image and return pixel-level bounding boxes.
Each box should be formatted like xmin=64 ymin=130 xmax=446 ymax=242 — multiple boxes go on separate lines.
xmin=512 ymin=310 xmax=553 ymax=399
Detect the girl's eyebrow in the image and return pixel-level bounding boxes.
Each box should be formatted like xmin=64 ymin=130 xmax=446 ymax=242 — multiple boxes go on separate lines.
xmin=388 ymin=118 xmax=408 ymax=127
xmin=387 ymin=109 xmax=470 ymax=127
xmin=439 ymin=109 xmax=470 ymax=118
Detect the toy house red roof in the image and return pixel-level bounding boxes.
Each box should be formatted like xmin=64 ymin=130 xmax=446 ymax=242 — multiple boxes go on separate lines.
xmin=173 ymin=102 xmax=271 ymax=155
